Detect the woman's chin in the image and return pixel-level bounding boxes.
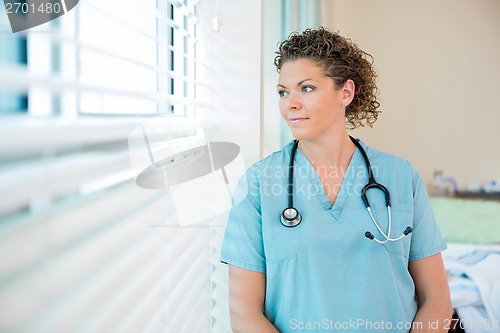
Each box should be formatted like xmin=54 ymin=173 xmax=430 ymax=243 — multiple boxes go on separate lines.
xmin=289 ymin=130 xmax=313 ymax=141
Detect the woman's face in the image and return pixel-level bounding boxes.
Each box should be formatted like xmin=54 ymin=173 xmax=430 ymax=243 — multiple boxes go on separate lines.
xmin=277 ymin=58 xmax=352 ymax=141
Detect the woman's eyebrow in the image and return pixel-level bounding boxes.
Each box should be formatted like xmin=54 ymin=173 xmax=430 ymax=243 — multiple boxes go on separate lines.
xmin=277 ymin=79 xmax=313 ymax=89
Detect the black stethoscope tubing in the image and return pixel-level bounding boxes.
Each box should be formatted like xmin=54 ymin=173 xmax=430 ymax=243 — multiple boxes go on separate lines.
xmin=280 ymin=140 xmax=302 ymax=227
xmin=280 ymin=136 xmax=412 ymax=242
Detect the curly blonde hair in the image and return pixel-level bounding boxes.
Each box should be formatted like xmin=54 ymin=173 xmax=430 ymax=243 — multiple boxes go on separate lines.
xmin=274 ymin=27 xmax=380 ymax=129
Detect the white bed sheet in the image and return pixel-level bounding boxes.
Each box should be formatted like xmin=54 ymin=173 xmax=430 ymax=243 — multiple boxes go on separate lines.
xmin=443 ymin=243 xmax=500 ymax=333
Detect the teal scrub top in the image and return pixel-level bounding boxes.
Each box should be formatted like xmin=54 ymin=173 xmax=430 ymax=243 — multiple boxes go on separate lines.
xmin=220 ymin=140 xmax=447 ymax=333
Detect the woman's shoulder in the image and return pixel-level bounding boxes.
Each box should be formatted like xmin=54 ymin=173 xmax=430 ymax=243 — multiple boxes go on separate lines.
xmin=361 ymin=140 xmax=419 ymax=178
xmin=232 ymin=143 xmax=291 ymax=201
xmin=245 ymin=141 xmax=292 ymax=175
xmin=362 ymin=141 xmax=407 ymax=163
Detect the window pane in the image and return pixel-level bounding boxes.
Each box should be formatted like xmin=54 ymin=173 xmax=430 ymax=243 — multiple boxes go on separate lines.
xmin=0 ymin=34 xmax=28 ymax=114
xmin=78 ymin=0 xmax=159 ymax=115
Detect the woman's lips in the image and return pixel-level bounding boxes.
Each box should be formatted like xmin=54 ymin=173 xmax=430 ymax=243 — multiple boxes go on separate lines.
xmin=289 ymin=117 xmax=309 ymax=124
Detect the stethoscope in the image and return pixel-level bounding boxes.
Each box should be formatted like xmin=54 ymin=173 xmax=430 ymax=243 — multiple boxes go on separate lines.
xmin=280 ymin=136 xmax=413 ymax=243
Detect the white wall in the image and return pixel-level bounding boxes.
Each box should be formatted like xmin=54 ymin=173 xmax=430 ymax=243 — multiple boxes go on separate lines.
xmin=322 ymin=0 xmax=500 ymax=187
xmin=211 ymin=0 xmax=262 ymax=167
xmin=262 ymin=0 xmax=283 ymax=157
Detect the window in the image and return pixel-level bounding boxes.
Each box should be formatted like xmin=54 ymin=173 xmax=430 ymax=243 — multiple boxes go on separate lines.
xmin=77 ymin=0 xmax=210 ymax=116
xmin=0 ymin=33 xmax=27 ymax=113
xmin=0 ymin=0 xmax=211 ymax=117
xmin=0 ymin=1 xmax=230 ymax=332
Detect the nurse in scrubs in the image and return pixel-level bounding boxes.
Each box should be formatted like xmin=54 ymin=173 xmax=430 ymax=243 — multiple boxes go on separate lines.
xmin=220 ymin=27 xmax=452 ymax=333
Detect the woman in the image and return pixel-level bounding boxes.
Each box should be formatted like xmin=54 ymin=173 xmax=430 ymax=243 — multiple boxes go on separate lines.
xmin=220 ymin=27 xmax=452 ymax=333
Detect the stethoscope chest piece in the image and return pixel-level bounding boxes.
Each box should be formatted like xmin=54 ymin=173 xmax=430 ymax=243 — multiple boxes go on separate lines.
xmin=281 ymin=207 xmax=302 ymax=227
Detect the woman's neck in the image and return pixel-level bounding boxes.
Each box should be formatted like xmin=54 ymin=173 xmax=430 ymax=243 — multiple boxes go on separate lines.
xmin=297 ymin=132 xmax=356 ymax=169
xmin=297 ymin=131 xmax=356 ymax=206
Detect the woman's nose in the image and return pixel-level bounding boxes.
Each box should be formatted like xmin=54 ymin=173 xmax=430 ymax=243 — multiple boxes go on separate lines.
xmin=287 ymin=92 xmax=301 ymax=110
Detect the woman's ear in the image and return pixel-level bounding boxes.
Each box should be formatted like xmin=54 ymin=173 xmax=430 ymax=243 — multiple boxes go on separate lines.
xmin=342 ymin=79 xmax=355 ymax=107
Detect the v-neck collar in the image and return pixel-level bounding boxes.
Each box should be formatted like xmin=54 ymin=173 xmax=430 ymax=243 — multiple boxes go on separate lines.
xmin=289 ymin=140 xmax=364 ymax=221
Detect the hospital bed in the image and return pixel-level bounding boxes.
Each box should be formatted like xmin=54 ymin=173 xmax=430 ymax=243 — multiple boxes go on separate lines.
xmin=431 ymin=197 xmax=500 ymax=333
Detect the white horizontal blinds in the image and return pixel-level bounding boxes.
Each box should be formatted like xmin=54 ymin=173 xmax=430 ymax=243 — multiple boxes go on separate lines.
xmin=77 ymin=0 xmax=212 ymax=116
xmin=0 ymin=117 xmax=232 ymax=332
xmin=0 ymin=6 xmax=77 ymax=116
xmin=0 ymin=0 xmax=230 ymax=332
xmin=78 ymin=0 xmax=158 ymax=114
xmin=168 ymin=0 xmax=214 ymax=118
xmin=0 ymin=116 xmax=164 ymax=332
xmin=0 ymin=0 xmax=213 ymax=116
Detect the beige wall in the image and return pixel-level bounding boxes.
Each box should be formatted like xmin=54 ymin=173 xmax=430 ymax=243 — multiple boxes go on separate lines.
xmin=321 ymin=0 xmax=500 ymax=188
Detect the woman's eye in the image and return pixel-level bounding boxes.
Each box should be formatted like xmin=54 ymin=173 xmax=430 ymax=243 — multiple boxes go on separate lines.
xmin=302 ymin=86 xmax=314 ymax=93
xmin=278 ymin=90 xmax=288 ymax=97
